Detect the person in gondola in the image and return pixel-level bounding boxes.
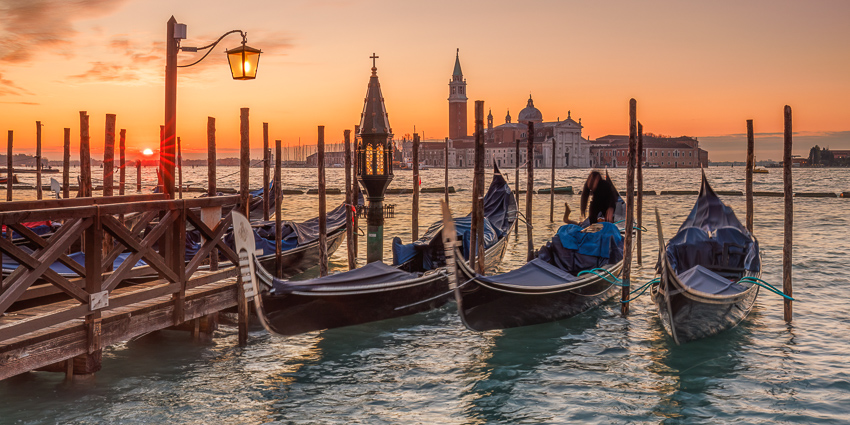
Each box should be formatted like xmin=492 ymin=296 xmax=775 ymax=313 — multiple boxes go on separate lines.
xmin=579 ymin=170 xmax=618 ymax=224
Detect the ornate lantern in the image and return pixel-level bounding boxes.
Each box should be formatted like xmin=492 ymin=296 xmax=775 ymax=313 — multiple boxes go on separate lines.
xmin=226 ymin=41 xmax=262 ymax=80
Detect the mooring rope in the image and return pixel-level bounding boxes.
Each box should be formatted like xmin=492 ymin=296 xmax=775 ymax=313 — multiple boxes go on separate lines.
xmin=619 ymin=278 xmax=659 ymax=303
xmin=576 ymin=268 xmax=625 ymax=286
xmin=738 ymin=276 xmax=795 ymax=300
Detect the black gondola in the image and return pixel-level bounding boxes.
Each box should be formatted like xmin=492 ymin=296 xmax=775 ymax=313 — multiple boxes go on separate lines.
xmin=243 ymin=168 xmax=517 ymax=336
xmin=445 ymin=189 xmax=627 ymax=331
xmin=651 ymin=173 xmax=761 ymax=344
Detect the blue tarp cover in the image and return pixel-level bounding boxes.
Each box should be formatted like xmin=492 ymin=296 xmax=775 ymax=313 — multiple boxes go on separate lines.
xmin=3 ymin=250 xmax=146 ymax=274
xmin=664 ymin=174 xmax=760 ymax=276
xmin=678 ymin=265 xmax=748 ymax=295
xmin=479 ymin=258 xmax=577 ymax=286
xmin=270 ymin=261 xmax=419 ymax=295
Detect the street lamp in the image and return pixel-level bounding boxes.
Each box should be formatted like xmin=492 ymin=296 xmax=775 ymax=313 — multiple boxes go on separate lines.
xmin=162 ymin=16 xmax=262 ymax=199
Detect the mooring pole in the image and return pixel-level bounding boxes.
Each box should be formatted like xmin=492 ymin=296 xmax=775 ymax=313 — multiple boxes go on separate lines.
xmin=783 ymin=106 xmax=793 ymax=322
xmin=275 ymin=139 xmax=283 ymax=277
xmin=746 ymin=119 xmax=755 ymax=233
xmin=177 ymin=136 xmax=183 ymax=199
xmin=36 ymin=121 xmax=43 ymax=200
xmin=136 ymin=160 xmax=142 ymax=193
xmin=104 ymin=114 xmax=115 ymax=198
xmin=444 ymin=137 xmax=450 ymax=205
xmin=6 ymin=131 xmax=12 ymax=201
xmin=475 ymin=101 xmax=486 ymax=273
xmin=63 ymin=128 xmax=70 ymax=198
xmin=353 ymin=124 xmax=360 ymax=259
xmin=637 ymin=122 xmax=643 ymax=265
xmin=526 ymin=123 xmax=535 ymax=262
xmin=345 ymin=129 xmax=355 ymax=270
xmin=79 ymin=112 xmax=92 ymax=198
xmin=515 ymin=138 xmax=520 ymax=236
xmin=622 ymin=98 xmax=637 ymax=316
xmin=263 ymin=122 xmax=270 ymax=221
xmin=550 ymin=136 xmax=555 ymax=222
xmin=412 ymin=132 xmax=420 ymax=241
xmin=470 ymin=103 xmax=481 ymax=272
xmin=237 ymin=107 xmax=250 ymax=347
xmin=318 ymin=125 xmax=328 ymax=277
xmin=119 ymin=129 xmax=126 ymax=196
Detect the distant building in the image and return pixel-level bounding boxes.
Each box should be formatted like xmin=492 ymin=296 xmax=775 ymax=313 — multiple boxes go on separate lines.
xmin=590 ymin=135 xmax=708 ymax=168
xmin=306 ymin=151 xmax=346 ymax=167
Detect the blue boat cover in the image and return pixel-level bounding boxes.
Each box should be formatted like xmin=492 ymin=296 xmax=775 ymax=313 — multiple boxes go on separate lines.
xmin=3 ymin=249 xmax=146 ymax=275
xmin=392 ymin=167 xmax=517 ymax=270
xmin=678 ymin=265 xmax=748 ymax=295
xmin=478 ymin=258 xmax=577 ymax=286
xmin=269 ymin=261 xmax=419 ymax=295
xmin=664 ymin=174 xmax=760 ymax=280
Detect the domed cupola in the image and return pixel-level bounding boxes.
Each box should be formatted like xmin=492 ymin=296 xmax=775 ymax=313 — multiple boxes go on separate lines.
xmin=517 ymin=94 xmax=543 ymax=124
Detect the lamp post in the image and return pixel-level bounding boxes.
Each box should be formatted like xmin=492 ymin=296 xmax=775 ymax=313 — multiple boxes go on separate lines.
xmin=163 ymin=16 xmax=261 ymax=199
xmin=357 ymin=54 xmax=394 ymax=263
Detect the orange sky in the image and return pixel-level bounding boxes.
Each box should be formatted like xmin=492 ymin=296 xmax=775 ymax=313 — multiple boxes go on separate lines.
xmin=1 ymin=0 xmax=849 ymax=161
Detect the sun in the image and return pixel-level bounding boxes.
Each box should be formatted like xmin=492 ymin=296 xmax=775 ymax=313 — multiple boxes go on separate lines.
xmin=143 ymin=148 xmax=154 ymax=156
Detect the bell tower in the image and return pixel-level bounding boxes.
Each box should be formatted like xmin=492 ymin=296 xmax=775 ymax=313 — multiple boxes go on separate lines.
xmin=448 ymin=48 xmax=468 ymax=140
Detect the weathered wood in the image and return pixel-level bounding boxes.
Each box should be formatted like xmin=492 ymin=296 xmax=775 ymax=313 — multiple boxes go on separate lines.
xmin=344 ymin=130 xmax=355 ymax=270
xmin=119 ymin=129 xmax=126 ymax=196
xmin=412 ymin=132 xmax=420 ymax=241
xmin=103 ymin=114 xmax=116 ymax=200
xmin=783 ymin=106 xmax=793 ymax=322
xmin=515 ymin=138 xmax=520 ymax=236
xmin=746 ymin=119 xmax=754 ymax=233
xmin=636 ymin=122 xmax=644 ymax=266
xmin=79 ymin=112 xmax=92 ymax=198
xmin=6 ymin=131 xmax=12 ymax=201
xmin=275 ymin=139 xmax=283 ymax=276
xmin=622 ymin=98 xmax=637 ymax=316
xmin=474 ymin=101 xmax=486 ymax=273
xmin=63 ymin=128 xmax=70 ymax=198
xmin=353 ymin=125 xmax=360 ymax=259
xmin=177 ymin=136 xmax=183 ymax=199
xmin=526 ymin=123 xmax=535 ymax=262
xmin=444 ymin=137 xmax=450 ymax=205
xmin=470 ymin=105 xmax=480 ymax=272
xmin=207 ymin=117 xmax=216 ymax=197
xmin=263 ymin=122 xmax=270 ymax=221
xmin=318 ymin=126 xmax=328 ymax=277
xmin=135 ymin=160 xmax=141 ymax=193
xmin=36 ymin=121 xmax=43 ymax=200
xmin=550 ymin=134 xmax=555 ymax=222
xmin=237 ymin=108 xmax=249 ymax=346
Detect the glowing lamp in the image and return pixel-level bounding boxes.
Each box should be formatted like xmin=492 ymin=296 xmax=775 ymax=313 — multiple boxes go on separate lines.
xmin=226 ymin=44 xmax=262 ymax=80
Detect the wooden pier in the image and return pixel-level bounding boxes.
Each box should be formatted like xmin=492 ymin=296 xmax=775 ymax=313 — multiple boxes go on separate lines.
xmin=0 ymin=193 xmax=241 ymax=380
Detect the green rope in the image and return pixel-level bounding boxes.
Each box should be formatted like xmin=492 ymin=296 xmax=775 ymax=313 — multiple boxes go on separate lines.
xmin=612 ymin=220 xmax=647 ymax=232
xmin=577 ymin=268 xmax=626 ymax=286
xmin=620 ymin=278 xmax=659 ymax=303
xmin=738 ymin=276 xmax=796 ymax=301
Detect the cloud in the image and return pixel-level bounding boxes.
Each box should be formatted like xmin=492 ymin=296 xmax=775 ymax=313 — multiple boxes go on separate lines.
xmin=0 ymin=71 xmax=32 ymax=95
xmin=66 ymin=61 xmax=139 ymax=82
xmin=0 ymin=0 xmax=130 ymax=63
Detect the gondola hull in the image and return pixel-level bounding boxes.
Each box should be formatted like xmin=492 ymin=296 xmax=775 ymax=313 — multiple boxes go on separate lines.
xmin=454 ymin=251 xmax=623 ymax=331
xmin=652 ymin=267 xmax=759 ymax=344
xmin=255 ymin=226 xmax=346 ymax=279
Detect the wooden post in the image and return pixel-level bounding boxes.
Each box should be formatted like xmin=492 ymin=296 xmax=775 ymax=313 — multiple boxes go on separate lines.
xmin=79 ymin=112 xmax=92 ymax=198
xmin=275 ymin=139 xmax=283 ymax=276
xmin=550 ymin=136 xmax=555 ymax=222
xmin=318 ymin=126 xmax=328 ymax=277
xmin=237 ymin=107 xmax=250 ymax=347
xmin=475 ymin=102 xmax=485 ymax=273
xmin=103 ymin=114 xmax=115 ymax=198
xmin=526 ymin=123 xmax=535 ymax=262
xmin=135 ymin=160 xmax=142 ymax=193
xmin=515 ymin=138 xmax=520 ymax=236
xmin=208 ymin=117 xmax=216 ymax=197
xmin=353 ymin=124 xmax=360 ymax=259
xmin=470 ymin=103 xmax=482 ymax=272
xmin=345 ymin=130 xmax=355 ymax=270
xmin=6 ymin=131 xmax=12 ymax=201
xmin=63 ymin=128 xmax=70 ymax=198
xmin=177 ymin=136 xmax=183 ymax=199
xmin=119 ymin=129 xmax=126 ymax=195
xmin=444 ymin=137 xmax=450 ymax=205
xmin=746 ymin=119 xmax=755 ymax=233
xmin=636 ymin=122 xmax=644 ymax=265
xmin=622 ymin=98 xmax=637 ymax=316
xmin=263 ymin=122 xmax=270 ymax=221
xmin=412 ymin=132 xmax=420 ymax=240
xmin=36 ymin=121 xmax=43 ymax=200
xmin=782 ymin=106 xmax=793 ymax=322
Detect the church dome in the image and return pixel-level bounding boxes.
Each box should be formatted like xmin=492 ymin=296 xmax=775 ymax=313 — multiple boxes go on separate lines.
xmin=517 ymin=95 xmax=542 ymax=123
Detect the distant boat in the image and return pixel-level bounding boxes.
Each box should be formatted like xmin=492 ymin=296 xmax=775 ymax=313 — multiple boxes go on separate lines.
xmin=752 ymin=168 xmax=769 ymax=174
xmin=0 ymin=175 xmax=18 ymax=184
xmin=537 ymin=186 xmax=573 ymax=194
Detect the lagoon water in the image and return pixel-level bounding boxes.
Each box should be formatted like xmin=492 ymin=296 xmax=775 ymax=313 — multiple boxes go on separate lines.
xmin=1 ymin=166 xmax=849 ymax=424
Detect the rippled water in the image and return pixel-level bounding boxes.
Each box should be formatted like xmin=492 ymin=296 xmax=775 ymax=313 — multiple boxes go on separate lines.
xmin=2 ymin=166 xmax=849 ymax=424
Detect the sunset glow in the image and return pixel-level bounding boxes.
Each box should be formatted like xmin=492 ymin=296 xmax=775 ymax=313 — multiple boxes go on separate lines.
xmin=0 ymin=0 xmax=848 ymax=162
xmin=143 ymin=148 xmax=154 ymax=156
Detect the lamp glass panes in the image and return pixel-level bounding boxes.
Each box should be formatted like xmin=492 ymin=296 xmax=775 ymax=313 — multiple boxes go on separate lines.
xmin=226 ymin=44 xmax=262 ymax=80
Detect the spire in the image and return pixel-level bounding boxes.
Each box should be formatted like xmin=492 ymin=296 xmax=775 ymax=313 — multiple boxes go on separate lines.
xmin=453 ymin=48 xmax=463 ymax=78
xmin=527 ymin=94 xmax=534 ymax=108
xmin=360 ymin=53 xmax=391 ymax=136
xmin=505 ymin=109 xmax=511 ymax=124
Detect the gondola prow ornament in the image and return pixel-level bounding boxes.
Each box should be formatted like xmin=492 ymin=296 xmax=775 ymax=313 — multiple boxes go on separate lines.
xmin=357 ymin=53 xmax=394 ymax=263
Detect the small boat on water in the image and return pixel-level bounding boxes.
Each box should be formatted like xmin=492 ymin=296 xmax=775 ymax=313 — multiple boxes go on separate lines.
xmin=537 ymin=186 xmax=573 ymax=195
xmin=752 ymin=168 xmax=769 ymax=174
xmin=244 ymin=168 xmax=517 ymax=336
xmin=651 ymin=172 xmax=761 ymax=344
xmin=0 ymin=175 xmax=18 ymax=185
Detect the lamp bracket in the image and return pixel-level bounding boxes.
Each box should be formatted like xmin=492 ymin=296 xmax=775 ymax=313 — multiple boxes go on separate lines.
xmin=177 ymin=29 xmax=246 ymax=68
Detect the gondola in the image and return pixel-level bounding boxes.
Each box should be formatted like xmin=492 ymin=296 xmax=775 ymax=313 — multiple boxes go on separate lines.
xmin=244 ymin=168 xmax=517 ymax=336
xmin=651 ymin=173 xmax=761 ymax=344
xmin=446 ymin=187 xmax=627 ymax=331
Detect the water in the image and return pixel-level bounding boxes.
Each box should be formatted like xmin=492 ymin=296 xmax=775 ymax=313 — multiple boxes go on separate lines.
xmin=2 ymin=167 xmax=849 ymax=424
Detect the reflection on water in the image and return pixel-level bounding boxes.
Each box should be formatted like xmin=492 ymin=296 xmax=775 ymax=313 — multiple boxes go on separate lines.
xmin=2 ymin=167 xmax=850 ymax=423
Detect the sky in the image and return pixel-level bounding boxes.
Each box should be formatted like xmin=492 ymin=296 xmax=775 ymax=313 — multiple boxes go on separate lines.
xmin=1 ymin=0 xmax=848 ymax=161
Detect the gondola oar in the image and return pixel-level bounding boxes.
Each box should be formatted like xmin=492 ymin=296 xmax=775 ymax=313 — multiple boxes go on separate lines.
xmin=654 ymin=207 xmax=679 ymax=345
